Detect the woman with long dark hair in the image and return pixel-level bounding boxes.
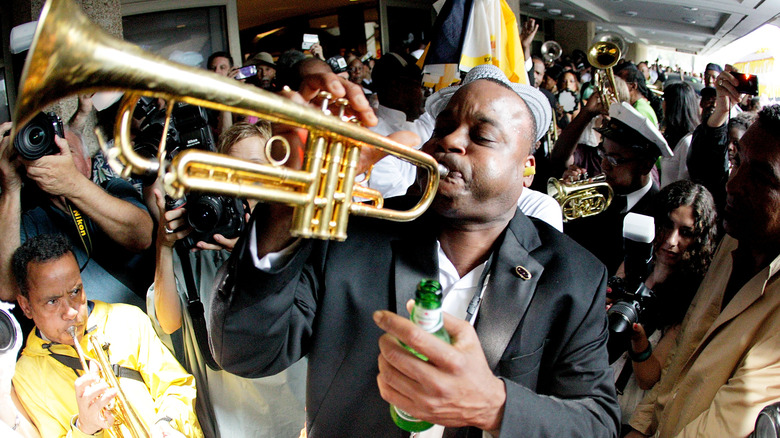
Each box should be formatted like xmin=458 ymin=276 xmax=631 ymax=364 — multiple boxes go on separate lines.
xmin=611 ymin=180 xmax=718 ymax=428
xmin=659 ymin=81 xmax=700 ymax=187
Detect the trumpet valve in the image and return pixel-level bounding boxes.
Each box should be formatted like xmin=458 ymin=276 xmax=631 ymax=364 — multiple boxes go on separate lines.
xmin=318 ymin=91 xmax=333 ymax=115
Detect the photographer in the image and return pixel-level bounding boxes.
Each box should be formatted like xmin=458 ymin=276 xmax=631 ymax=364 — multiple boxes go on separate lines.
xmin=608 ymin=180 xmax=718 ymax=427
xmin=0 ymin=120 xmax=153 ymax=305
xmin=0 ymin=302 xmax=39 ymax=438
xmin=148 ymin=122 xmax=305 ymax=438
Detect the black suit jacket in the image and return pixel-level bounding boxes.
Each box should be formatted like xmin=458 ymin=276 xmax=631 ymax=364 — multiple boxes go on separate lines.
xmin=210 ymin=207 xmax=619 ymax=437
xmin=564 ymin=183 xmax=659 ymax=275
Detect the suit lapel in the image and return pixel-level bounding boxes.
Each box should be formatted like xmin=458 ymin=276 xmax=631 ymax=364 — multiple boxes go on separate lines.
xmin=392 ymin=234 xmax=439 ymax=318
xmin=476 ymin=212 xmax=544 ymax=371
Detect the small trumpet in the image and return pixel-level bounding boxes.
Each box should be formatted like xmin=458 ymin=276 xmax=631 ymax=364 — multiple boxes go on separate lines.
xmin=547 ymin=175 xmax=613 ymax=222
xmin=68 ymin=326 xmax=151 ymax=438
xmin=13 ymin=0 xmax=443 ymax=242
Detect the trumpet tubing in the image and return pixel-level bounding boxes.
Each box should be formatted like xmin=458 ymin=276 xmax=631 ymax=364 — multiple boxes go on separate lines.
xmin=547 ymin=175 xmax=614 ymax=222
xmin=15 ymin=0 xmax=441 ymax=241
xmin=68 ymin=326 xmax=151 ymax=438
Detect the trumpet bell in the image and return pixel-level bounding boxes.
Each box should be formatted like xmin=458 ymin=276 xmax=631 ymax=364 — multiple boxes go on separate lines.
xmin=15 ymin=0 xmax=442 ymax=241
xmin=593 ymin=32 xmax=627 ymax=57
xmin=541 ymin=41 xmax=562 ymax=63
xmin=587 ymin=41 xmax=621 ymax=70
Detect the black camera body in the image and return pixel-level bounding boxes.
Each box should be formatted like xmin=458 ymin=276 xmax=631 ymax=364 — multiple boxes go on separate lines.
xmin=607 ymin=276 xmax=658 ymax=337
xmin=733 ymin=72 xmax=759 ymax=96
xmin=14 ymin=111 xmax=64 ymax=160
xmin=175 ymin=193 xmax=246 ymax=250
xmin=133 ymin=98 xmax=215 ymax=160
xmin=607 ymin=213 xmax=658 ymax=363
xmin=0 ymin=301 xmax=21 ymax=355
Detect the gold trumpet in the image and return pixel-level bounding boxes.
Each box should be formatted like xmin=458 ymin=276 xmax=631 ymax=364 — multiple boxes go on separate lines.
xmin=587 ymin=41 xmax=622 ymax=111
xmin=67 ymin=326 xmax=151 ymax=438
xmin=547 ymin=175 xmax=613 ymax=222
xmin=13 ymin=0 xmax=443 ymax=241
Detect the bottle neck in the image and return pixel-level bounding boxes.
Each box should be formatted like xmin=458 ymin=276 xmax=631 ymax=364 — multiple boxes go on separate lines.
xmin=412 ymin=304 xmax=444 ymax=333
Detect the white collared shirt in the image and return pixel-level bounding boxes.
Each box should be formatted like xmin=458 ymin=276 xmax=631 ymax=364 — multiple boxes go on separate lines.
xmin=251 ymin=231 xmax=493 ymax=438
xmin=625 ymin=179 xmax=653 ymax=212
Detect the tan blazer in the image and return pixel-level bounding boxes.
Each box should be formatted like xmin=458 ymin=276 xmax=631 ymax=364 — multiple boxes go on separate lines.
xmin=629 ymin=235 xmax=780 ymax=437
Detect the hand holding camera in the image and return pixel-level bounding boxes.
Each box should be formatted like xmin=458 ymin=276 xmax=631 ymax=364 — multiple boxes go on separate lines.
xmin=154 ymin=189 xmax=191 ymax=249
xmin=22 ymin=134 xmax=84 ymax=198
xmin=0 ymin=122 xmax=22 ymax=194
xmin=154 ymin=188 xmax=245 ymax=252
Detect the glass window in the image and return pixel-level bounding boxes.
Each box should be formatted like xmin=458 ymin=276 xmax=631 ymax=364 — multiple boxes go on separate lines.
xmin=123 ymin=7 xmax=228 ymax=69
xmin=0 ymin=70 xmax=9 ymax=124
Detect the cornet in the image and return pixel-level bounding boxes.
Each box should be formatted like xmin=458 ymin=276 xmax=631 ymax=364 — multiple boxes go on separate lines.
xmin=68 ymin=326 xmax=151 ymax=438
xmin=548 ymin=175 xmax=613 ymax=222
xmin=13 ymin=0 xmax=444 ymax=241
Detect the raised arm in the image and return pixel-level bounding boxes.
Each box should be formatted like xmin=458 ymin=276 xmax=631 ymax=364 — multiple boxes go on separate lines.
xmin=23 ymin=135 xmax=152 ymax=252
xmin=550 ymin=92 xmax=606 ymax=174
xmin=0 ymin=122 xmax=23 ymax=300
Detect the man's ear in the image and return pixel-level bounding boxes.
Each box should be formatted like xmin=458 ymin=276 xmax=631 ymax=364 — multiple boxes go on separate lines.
xmin=17 ymin=294 xmax=33 ymax=319
xmin=523 ymin=154 xmax=536 ymax=188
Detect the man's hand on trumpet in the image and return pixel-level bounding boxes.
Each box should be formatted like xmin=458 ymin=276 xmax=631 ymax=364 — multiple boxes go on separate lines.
xmin=73 ymin=361 xmax=117 ymax=435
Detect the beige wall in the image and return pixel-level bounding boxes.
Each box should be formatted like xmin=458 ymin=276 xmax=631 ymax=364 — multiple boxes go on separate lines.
xmin=554 ymin=20 xmax=592 ymax=58
xmin=15 ymin=0 xmax=123 ymax=153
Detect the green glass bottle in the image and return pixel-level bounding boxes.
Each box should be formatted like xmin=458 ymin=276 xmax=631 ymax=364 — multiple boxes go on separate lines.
xmin=390 ymin=279 xmax=451 ymax=432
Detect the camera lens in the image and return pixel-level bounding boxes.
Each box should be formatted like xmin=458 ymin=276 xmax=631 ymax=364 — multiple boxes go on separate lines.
xmin=28 ymin=127 xmax=46 ymax=146
xmin=14 ymin=112 xmax=61 ymax=160
xmin=0 ymin=310 xmax=15 ymax=353
xmin=187 ymin=195 xmax=223 ymax=232
xmin=607 ymin=301 xmax=639 ymax=334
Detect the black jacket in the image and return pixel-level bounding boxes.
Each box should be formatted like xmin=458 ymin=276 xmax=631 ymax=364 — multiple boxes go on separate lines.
xmin=210 ymin=206 xmax=620 ymax=437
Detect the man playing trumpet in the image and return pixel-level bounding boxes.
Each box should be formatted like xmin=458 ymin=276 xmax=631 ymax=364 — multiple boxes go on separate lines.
xmin=11 ymin=234 xmax=202 ymax=438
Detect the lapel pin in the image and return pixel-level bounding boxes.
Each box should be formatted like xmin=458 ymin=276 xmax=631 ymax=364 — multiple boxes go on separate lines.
xmin=514 ymin=265 xmax=532 ymax=280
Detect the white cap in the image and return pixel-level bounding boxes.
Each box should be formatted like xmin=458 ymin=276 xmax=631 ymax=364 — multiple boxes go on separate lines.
xmin=424 ymin=64 xmax=552 ymax=142
xmin=598 ymin=102 xmax=672 ymax=158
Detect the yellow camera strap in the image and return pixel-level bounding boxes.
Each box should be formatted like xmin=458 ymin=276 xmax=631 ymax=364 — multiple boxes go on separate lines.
xmin=66 ymin=200 xmax=93 ymax=263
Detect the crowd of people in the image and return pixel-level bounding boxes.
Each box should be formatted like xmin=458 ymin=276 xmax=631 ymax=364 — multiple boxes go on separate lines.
xmin=1 ymin=14 xmax=780 ymax=438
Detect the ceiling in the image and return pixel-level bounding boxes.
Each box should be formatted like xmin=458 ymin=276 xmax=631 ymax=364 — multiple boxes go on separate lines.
xmin=235 ymin=0 xmax=780 ymax=56
xmin=236 ymin=0 xmax=376 ymax=31
xmin=516 ymin=0 xmax=780 ymax=56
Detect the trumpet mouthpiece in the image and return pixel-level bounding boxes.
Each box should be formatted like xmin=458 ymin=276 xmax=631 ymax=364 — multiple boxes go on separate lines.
xmin=67 ymin=326 xmax=77 ymax=337
xmin=437 ymin=163 xmax=450 ymax=178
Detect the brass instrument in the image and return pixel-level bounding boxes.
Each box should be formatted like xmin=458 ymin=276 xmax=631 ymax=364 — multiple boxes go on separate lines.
xmin=541 ymin=41 xmax=562 ymax=64
xmin=67 ymin=326 xmax=151 ymax=438
xmin=593 ymin=32 xmax=627 ymax=56
xmin=547 ymin=175 xmax=613 ymax=222
xmin=13 ymin=0 xmax=443 ymax=241
xmin=587 ymin=41 xmax=622 ymax=111
xmin=545 ymin=111 xmax=559 ymax=150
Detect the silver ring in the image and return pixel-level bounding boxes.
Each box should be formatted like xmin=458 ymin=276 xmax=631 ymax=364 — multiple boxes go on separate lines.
xmin=164 ymin=226 xmax=174 ymax=234
xmin=718 ymin=79 xmax=723 ymax=86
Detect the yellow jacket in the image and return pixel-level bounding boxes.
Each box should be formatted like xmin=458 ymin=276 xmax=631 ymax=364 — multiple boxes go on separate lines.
xmin=13 ymin=300 xmax=202 ymax=438
xmin=629 ymin=235 xmax=780 ymax=437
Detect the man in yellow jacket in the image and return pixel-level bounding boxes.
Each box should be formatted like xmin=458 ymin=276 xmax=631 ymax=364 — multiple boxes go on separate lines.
xmin=11 ymin=233 xmax=202 ymax=438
